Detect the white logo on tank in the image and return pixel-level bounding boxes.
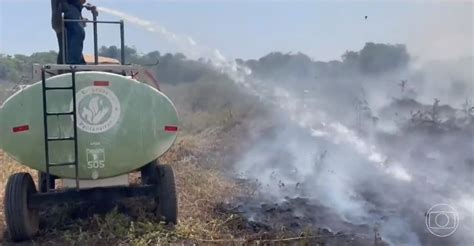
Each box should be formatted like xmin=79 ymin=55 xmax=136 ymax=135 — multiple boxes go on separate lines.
xmin=73 ymin=86 xmax=121 ymax=133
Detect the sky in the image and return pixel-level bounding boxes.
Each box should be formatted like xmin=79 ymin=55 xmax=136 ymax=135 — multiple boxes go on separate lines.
xmin=0 ymin=0 xmax=472 ymax=62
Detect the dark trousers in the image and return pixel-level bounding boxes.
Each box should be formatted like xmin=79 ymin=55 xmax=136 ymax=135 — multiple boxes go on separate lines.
xmin=56 ymin=32 xmax=65 ymax=64
xmin=63 ymin=7 xmax=86 ymax=64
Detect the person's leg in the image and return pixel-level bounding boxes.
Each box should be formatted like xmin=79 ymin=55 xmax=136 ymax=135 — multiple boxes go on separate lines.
xmin=65 ymin=23 xmax=85 ymax=64
xmin=64 ymin=8 xmax=86 ymax=64
xmin=56 ymin=32 xmax=64 ymax=64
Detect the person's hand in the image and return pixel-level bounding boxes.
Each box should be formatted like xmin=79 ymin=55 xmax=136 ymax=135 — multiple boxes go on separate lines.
xmin=84 ymin=3 xmax=95 ymax=11
xmin=80 ymin=17 xmax=88 ymax=27
xmin=84 ymin=3 xmax=98 ymax=16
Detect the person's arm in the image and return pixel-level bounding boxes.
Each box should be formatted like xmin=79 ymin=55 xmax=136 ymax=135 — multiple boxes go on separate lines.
xmin=59 ymin=0 xmax=70 ymax=13
xmin=79 ymin=3 xmax=98 ymax=28
xmin=84 ymin=3 xmax=98 ymax=16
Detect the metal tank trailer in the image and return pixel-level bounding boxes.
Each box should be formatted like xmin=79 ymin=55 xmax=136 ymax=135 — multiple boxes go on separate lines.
xmin=0 ymin=17 xmax=179 ymax=241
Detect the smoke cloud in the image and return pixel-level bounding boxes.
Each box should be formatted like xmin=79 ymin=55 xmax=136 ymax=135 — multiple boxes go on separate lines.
xmin=99 ymin=7 xmax=473 ymax=245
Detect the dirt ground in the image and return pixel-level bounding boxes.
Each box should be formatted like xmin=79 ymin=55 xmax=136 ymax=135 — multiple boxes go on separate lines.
xmin=0 ymin=129 xmax=385 ymax=245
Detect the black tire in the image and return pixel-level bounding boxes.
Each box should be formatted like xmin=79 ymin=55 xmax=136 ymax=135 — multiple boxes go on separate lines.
xmin=140 ymin=161 xmax=178 ymax=224
xmin=156 ymin=165 xmax=178 ymax=225
xmin=38 ymin=171 xmax=55 ymax=193
xmin=4 ymin=173 xmax=39 ymax=242
xmin=141 ymin=160 xmax=159 ymax=185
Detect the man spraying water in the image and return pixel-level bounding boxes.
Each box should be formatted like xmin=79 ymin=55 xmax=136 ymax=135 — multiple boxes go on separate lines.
xmin=51 ymin=0 xmax=97 ymax=64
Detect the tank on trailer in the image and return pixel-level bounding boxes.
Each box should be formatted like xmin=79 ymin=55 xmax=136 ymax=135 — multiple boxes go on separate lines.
xmin=0 ymin=71 xmax=179 ymax=179
xmin=0 ymin=15 xmax=179 ymax=242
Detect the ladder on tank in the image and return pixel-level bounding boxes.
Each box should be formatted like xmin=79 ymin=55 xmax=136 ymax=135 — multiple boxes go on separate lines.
xmin=41 ymin=66 xmax=80 ymax=191
xmin=39 ymin=13 xmax=127 ymax=192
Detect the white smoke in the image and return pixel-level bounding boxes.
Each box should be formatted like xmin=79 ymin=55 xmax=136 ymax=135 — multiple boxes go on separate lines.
xmin=234 ymin=83 xmax=425 ymax=245
xmin=97 ymin=7 xmax=473 ymax=245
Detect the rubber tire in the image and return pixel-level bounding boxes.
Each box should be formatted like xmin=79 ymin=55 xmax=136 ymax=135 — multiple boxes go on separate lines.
xmin=38 ymin=171 xmax=55 ymax=193
xmin=156 ymin=165 xmax=178 ymax=225
xmin=141 ymin=160 xmax=159 ymax=185
xmin=4 ymin=173 xmax=39 ymax=242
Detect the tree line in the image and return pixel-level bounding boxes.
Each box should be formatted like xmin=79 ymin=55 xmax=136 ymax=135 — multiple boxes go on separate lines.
xmin=0 ymin=42 xmax=410 ymax=85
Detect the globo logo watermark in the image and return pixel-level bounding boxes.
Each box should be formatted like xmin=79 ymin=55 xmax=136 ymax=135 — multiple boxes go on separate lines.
xmin=425 ymin=203 xmax=459 ymax=237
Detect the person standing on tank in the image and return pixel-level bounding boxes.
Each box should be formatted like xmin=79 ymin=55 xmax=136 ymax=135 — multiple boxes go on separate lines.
xmin=51 ymin=0 xmax=65 ymax=64
xmin=51 ymin=0 xmax=97 ymax=65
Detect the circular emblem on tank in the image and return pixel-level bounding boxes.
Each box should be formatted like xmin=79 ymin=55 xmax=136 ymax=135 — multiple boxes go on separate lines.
xmin=73 ymin=86 xmax=121 ymax=133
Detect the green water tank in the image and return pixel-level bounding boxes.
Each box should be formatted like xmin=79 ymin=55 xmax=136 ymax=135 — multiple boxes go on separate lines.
xmin=0 ymin=72 xmax=179 ymax=180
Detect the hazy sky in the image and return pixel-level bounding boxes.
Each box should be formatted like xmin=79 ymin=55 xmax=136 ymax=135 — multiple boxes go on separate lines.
xmin=0 ymin=0 xmax=472 ymax=61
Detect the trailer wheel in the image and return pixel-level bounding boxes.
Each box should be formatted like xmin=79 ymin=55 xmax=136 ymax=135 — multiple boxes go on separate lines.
xmin=141 ymin=160 xmax=159 ymax=185
xmin=156 ymin=165 xmax=178 ymax=224
xmin=38 ymin=171 xmax=55 ymax=193
xmin=4 ymin=172 xmax=39 ymax=242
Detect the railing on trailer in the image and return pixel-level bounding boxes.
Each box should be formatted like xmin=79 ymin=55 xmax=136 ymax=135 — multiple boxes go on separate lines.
xmin=61 ymin=12 xmax=126 ymax=65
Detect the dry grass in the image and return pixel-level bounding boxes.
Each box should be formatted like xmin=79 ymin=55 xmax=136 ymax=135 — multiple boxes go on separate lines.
xmin=0 ymin=133 xmax=257 ymax=245
xmin=163 ymin=136 xmax=247 ymax=241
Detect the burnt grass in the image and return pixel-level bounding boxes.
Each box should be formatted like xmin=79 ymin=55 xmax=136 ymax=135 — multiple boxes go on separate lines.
xmin=215 ymin=196 xmax=384 ymax=246
xmin=0 ymin=188 xmax=383 ymax=245
xmin=0 ymin=134 xmax=387 ymax=246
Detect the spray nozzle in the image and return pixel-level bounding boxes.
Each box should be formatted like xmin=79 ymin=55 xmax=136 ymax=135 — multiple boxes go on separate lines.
xmin=84 ymin=3 xmax=98 ymax=17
